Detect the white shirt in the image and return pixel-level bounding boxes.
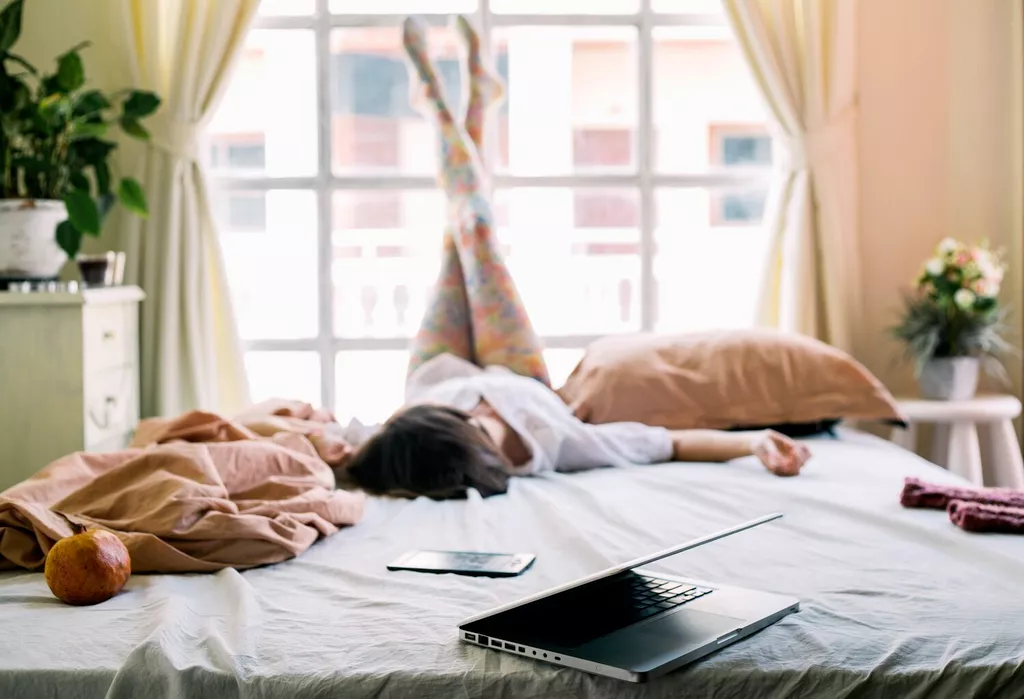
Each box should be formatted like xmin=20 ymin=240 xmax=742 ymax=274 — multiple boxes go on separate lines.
xmin=401 ymin=353 xmax=674 ymax=475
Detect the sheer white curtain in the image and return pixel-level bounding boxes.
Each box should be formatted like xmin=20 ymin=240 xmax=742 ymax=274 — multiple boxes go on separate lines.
xmin=723 ymin=0 xmax=860 ymax=351
xmin=118 ymin=0 xmax=256 ymax=416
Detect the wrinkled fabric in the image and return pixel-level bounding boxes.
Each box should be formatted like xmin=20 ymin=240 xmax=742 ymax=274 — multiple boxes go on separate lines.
xmin=0 ymin=406 xmax=363 ymax=573
xmin=901 ymin=476 xmax=1024 ymax=510
xmin=2 ymin=431 xmax=1023 ymax=698
xmin=948 ymin=500 xmax=1024 ymax=534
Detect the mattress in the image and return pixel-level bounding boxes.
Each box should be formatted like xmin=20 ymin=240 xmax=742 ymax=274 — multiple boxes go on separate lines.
xmin=2 ymin=430 xmax=1023 ymax=699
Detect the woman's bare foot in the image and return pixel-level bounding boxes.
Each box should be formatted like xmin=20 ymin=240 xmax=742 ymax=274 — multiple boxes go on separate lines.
xmin=751 ymin=430 xmax=810 ymax=476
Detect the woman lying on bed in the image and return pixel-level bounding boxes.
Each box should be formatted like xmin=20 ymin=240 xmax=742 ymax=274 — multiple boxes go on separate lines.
xmin=340 ymin=352 xmax=811 ymax=499
xmin=337 ymin=16 xmax=810 ymax=500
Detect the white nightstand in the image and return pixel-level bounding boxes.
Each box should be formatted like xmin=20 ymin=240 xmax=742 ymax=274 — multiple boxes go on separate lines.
xmin=0 ymin=286 xmax=144 ymax=491
xmin=890 ymin=395 xmax=1024 ymax=488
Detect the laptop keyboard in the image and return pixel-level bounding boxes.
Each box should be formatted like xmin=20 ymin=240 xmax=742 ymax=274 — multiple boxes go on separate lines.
xmin=626 ymin=575 xmax=713 ymax=621
xmin=463 ymin=572 xmax=714 ymax=650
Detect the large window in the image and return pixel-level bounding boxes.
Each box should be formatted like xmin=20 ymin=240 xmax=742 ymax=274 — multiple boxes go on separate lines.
xmin=208 ymin=0 xmax=773 ymax=423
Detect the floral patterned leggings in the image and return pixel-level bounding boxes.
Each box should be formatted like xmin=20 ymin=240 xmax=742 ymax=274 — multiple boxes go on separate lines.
xmin=402 ymin=15 xmax=550 ymax=386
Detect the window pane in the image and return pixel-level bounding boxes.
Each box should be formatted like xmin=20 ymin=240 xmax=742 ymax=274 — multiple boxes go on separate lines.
xmin=336 ymin=351 xmax=409 ymax=424
xmin=259 ymin=0 xmax=314 ymax=15
xmin=333 ymin=190 xmax=446 ymax=338
xmin=652 ymin=26 xmax=769 ymax=173
xmin=492 ymin=0 xmax=638 ymax=12
xmin=217 ymin=190 xmax=318 ymax=340
xmin=207 ymin=30 xmax=317 ymax=177
xmin=246 ymin=352 xmax=322 ymax=407
xmin=329 ymin=27 xmax=462 ymax=175
xmin=495 ymin=188 xmax=640 ymax=336
xmin=496 ymin=27 xmax=637 ymax=174
xmin=545 ymin=348 xmax=585 ymax=389
xmin=653 ymin=0 xmax=725 ymax=12
xmin=654 ymin=187 xmax=770 ymax=333
xmin=330 ymin=0 xmax=475 ymax=13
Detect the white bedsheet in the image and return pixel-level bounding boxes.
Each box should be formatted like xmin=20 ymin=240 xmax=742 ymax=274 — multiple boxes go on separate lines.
xmin=2 ymin=431 xmax=1024 ymax=698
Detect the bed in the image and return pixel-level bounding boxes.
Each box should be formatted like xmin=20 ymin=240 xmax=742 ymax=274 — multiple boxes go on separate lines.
xmin=1 ymin=430 xmax=1023 ymax=698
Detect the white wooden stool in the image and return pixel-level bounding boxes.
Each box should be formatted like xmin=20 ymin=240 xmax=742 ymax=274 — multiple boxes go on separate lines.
xmin=890 ymin=395 xmax=1024 ymax=487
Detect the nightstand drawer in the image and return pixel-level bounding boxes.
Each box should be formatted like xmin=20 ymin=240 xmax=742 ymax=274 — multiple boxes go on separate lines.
xmin=83 ymin=304 xmax=136 ymax=372
xmin=84 ymin=364 xmax=139 ymax=447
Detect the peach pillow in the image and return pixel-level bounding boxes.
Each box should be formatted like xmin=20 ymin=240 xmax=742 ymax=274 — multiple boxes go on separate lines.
xmin=557 ymin=330 xmax=905 ymax=431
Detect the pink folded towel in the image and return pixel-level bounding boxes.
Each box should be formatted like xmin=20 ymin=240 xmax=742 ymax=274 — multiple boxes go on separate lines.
xmin=947 ymin=500 xmax=1024 ymax=534
xmin=900 ymin=477 xmax=1024 ymax=510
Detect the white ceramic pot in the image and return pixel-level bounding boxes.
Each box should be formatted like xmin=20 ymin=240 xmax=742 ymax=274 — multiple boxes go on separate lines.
xmin=918 ymin=357 xmax=980 ymax=401
xmin=0 ymin=199 xmax=69 ymax=281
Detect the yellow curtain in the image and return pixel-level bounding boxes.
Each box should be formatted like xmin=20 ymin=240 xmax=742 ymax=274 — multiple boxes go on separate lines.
xmin=118 ymin=0 xmax=257 ymax=416
xmin=723 ymin=0 xmax=860 ymax=352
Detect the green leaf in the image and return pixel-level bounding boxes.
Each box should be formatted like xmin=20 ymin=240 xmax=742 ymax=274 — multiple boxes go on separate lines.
xmin=119 ymin=116 xmax=150 ymax=140
xmin=69 ymin=171 xmax=90 ymax=192
xmin=55 ymin=219 xmax=81 ymax=258
xmin=11 ymin=156 xmax=48 ymax=175
xmin=117 ymin=177 xmax=148 ymax=217
xmin=71 ymin=137 xmax=116 ymax=164
xmin=0 ymin=0 xmax=24 ymax=54
xmin=5 ymin=52 xmax=37 ymax=75
xmin=40 ymin=74 xmax=61 ymax=95
xmin=73 ymin=89 xmax=110 ymax=117
xmin=69 ymin=120 xmax=108 ymax=140
xmin=93 ymin=161 xmax=110 ymax=195
xmin=63 ymin=189 xmax=100 ymax=235
xmin=122 ymin=90 xmax=160 ymax=119
xmin=56 ymin=51 xmax=84 ymax=92
xmin=38 ymin=92 xmax=61 ymax=110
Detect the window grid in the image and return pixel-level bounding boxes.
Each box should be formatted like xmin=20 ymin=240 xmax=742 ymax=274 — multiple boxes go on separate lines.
xmin=230 ymin=0 xmax=771 ymax=411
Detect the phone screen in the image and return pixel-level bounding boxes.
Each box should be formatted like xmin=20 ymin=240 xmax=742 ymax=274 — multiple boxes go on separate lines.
xmin=388 ymin=551 xmax=535 ymax=577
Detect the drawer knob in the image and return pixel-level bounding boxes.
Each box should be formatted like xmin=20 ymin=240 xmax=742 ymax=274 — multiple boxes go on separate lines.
xmin=102 ymin=330 xmax=116 ymax=340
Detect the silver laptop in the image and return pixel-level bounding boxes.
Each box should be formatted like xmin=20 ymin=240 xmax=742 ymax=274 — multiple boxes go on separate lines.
xmin=458 ymin=513 xmax=799 ymax=683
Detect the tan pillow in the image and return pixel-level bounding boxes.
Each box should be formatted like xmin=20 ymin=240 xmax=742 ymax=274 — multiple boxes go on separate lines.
xmin=557 ymin=330 xmax=905 ymax=430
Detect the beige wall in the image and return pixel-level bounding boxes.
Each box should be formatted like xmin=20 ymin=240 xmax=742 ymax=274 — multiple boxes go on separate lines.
xmin=15 ymin=0 xmax=127 ymax=90
xmin=857 ymin=0 xmax=1023 ymax=401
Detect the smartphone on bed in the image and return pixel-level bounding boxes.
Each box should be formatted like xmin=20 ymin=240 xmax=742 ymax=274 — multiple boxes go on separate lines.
xmin=387 ymin=550 xmax=536 ymax=578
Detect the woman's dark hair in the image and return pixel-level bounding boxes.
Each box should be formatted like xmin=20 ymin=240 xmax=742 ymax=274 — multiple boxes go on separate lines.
xmin=342 ymin=404 xmax=512 ymax=500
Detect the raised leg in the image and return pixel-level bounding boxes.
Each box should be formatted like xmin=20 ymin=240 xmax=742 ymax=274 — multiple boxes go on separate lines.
xmin=946 ymin=421 xmax=983 ymax=485
xmin=403 ymin=16 xmax=549 ymax=385
xmin=456 ymin=15 xmax=504 ymax=156
xmin=402 ymin=16 xmax=483 ymax=199
xmin=450 ymin=203 xmax=550 ymax=385
xmin=983 ymin=419 xmax=1024 ymax=488
xmin=407 ymin=230 xmax=475 ymax=375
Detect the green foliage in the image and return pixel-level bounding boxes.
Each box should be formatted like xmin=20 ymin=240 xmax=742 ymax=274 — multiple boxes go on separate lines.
xmin=0 ymin=0 xmax=161 ymax=258
xmin=892 ymin=292 xmax=1012 ymax=379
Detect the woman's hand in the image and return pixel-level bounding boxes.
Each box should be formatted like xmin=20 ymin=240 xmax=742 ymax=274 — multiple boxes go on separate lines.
xmin=751 ymin=430 xmax=811 ymax=476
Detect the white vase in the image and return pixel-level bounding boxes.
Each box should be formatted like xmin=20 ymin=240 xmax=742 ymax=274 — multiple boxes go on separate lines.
xmin=0 ymin=199 xmax=69 ymax=282
xmin=918 ymin=357 xmax=980 ymax=401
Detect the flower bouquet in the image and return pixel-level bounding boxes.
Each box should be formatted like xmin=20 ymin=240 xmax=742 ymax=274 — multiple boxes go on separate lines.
xmin=892 ymin=237 xmax=1012 ymax=400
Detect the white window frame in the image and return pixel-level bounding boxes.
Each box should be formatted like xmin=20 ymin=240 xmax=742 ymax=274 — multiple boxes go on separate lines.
xmin=215 ymin=0 xmax=771 ymax=411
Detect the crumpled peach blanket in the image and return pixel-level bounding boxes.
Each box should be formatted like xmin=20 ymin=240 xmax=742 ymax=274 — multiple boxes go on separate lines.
xmin=0 ymin=400 xmax=363 ymax=573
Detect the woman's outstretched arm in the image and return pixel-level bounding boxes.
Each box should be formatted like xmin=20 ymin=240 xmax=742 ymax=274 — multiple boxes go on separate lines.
xmin=669 ymin=429 xmax=810 ymax=476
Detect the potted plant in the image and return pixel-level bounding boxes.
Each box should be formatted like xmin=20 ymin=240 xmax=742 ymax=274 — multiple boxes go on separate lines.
xmin=0 ymin=0 xmax=160 ymax=283
xmin=892 ymin=237 xmax=1012 ymax=400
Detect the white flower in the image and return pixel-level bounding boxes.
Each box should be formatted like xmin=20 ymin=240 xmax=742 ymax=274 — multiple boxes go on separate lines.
xmin=924 ymin=257 xmax=945 ymax=276
xmin=954 ymin=288 xmax=976 ymax=309
xmin=937 ymin=237 xmax=959 ymax=255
